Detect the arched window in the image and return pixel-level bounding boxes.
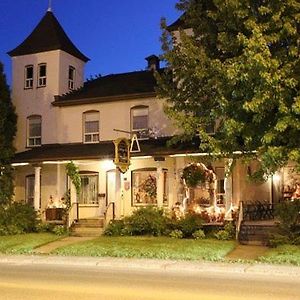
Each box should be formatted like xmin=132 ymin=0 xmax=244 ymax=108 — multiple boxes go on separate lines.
xmin=27 ymin=115 xmax=42 ymax=147
xmin=83 ymin=111 xmax=100 ymax=143
xmin=130 ymin=105 xmax=149 ymax=139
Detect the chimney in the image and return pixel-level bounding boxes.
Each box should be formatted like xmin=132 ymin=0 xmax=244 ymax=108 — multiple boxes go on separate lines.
xmin=145 ymin=55 xmax=160 ymax=71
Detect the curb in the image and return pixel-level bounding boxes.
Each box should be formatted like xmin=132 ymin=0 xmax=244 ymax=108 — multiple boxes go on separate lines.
xmin=0 ymin=255 xmax=300 ymax=278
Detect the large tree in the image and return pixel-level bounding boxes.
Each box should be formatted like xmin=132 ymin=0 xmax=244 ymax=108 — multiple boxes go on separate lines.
xmin=158 ymin=0 xmax=300 ymax=179
xmin=0 ymin=62 xmax=17 ymax=205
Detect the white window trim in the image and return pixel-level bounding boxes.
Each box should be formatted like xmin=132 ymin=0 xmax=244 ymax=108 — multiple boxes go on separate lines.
xmin=83 ymin=111 xmax=100 ymax=144
xmin=37 ymin=63 xmax=47 ymax=87
xmin=24 ymin=65 xmax=33 ymax=89
xmin=27 ymin=116 xmax=42 ymax=147
xmin=131 ymin=106 xmax=149 ymax=140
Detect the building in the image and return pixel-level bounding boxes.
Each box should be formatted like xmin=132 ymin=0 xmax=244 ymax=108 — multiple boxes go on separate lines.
xmin=9 ymin=9 xmax=294 ymax=229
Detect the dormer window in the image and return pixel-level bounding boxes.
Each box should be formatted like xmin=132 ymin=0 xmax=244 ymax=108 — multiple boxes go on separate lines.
xmin=68 ymin=66 xmax=75 ymax=90
xmin=37 ymin=63 xmax=47 ymax=87
xmin=131 ymin=106 xmax=149 ymax=139
xmin=83 ymin=111 xmax=99 ymax=143
xmin=25 ymin=65 xmax=33 ymax=89
xmin=27 ymin=115 xmax=42 ymax=147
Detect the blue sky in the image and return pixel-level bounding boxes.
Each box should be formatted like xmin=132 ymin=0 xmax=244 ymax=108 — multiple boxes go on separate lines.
xmin=0 ymin=0 xmax=180 ymax=85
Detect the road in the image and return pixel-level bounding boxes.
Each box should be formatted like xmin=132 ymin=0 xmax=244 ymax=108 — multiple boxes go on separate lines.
xmin=0 ymin=262 xmax=299 ymax=300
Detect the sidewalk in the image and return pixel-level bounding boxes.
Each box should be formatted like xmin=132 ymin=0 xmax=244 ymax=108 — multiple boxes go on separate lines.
xmin=0 ymin=254 xmax=300 ymax=278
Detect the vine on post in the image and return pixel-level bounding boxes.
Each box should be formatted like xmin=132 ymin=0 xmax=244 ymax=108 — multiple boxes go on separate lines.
xmin=66 ymin=161 xmax=81 ymax=195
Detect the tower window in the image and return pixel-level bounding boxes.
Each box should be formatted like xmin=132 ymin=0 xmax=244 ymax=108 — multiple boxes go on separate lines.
xmin=68 ymin=66 xmax=75 ymax=90
xmin=27 ymin=115 xmax=42 ymax=147
xmin=37 ymin=63 xmax=47 ymax=87
xmin=24 ymin=65 xmax=33 ymax=89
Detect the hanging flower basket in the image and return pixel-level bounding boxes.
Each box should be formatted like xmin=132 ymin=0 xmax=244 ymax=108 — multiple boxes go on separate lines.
xmin=182 ymin=164 xmax=207 ymax=188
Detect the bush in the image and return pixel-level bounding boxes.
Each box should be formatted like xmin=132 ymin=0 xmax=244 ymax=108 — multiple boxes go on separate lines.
xmin=214 ymin=230 xmax=231 ymax=240
xmin=123 ymin=206 xmax=168 ymax=236
xmin=214 ymin=223 xmax=235 ymax=240
xmin=192 ymin=229 xmax=205 ymax=240
xmin=52 ymin=225 xmax=68 ymax=236
xmin=36 ymin=222 xmax=55 ymax=233
xmin=175 ymin=213 xmax=204 ymax=238
xmin=169 ymin=229 xmax=183 ymax=239
xmin=104 ymin=220 xmax=125 ymax=236
xmin=0 ymin=202 xmax=38 ymax=235
xmin=273 ymin=201 xmax=300 ymax=245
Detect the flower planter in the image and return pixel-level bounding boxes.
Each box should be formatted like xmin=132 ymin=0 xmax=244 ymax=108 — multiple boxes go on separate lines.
xmin=45 ymin=208 xmax=64 ymax=221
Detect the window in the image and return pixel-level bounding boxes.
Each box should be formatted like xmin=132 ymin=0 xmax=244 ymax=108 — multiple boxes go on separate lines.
xmin=79 ymin=173 xmax=99 ymax=204
xmin=132 ymin=169 xmax=157 ymax=205
xmin=131 ymin=106 xmax=149 ymax=139
xmin=37 ymin=63 xmax=47 ymax=87
xmin=68 ymin=66 xmax=75 ymax=90
xmin=27 ymin=115 xmax=42 ymax=147
xmin=25 ymin=65 xmax=33 ymax=89
xmin=83 ymin=111 xmax=99 ymax=143
xmin=215 ymin=167 xmax=225 ymax=205
xmin=25 ymin=175 xmax=35 ymax=207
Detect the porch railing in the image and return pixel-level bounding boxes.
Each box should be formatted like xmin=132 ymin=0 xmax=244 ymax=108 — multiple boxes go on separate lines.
xmin=104 ymin=202 xmax=115 ymax=227
xmin=236 ymin=201 xmax=244 ymax=240
xmin=68 ymin=202 xmax=79 ymax=228
xmin=243 ymin=201 xmax=274 ymax=221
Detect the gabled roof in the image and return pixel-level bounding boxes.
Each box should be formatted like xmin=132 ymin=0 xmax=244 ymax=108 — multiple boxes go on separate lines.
xmin=8 ymin=11 xmax=89 ymax=62
xmin=53 ymin=69 xmax=163 ymax=106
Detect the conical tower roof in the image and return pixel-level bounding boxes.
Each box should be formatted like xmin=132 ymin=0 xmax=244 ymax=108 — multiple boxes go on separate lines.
xmin=8 ymin=11 xmax=89 ymax=62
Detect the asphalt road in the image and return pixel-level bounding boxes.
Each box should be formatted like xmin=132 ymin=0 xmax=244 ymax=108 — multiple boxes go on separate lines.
xmin=0 ymin=262 xmax=299 ymax=300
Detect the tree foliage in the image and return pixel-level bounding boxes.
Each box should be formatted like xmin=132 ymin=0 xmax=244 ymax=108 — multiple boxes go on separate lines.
xmin=0 ymin=62 xmax=17 ymax=205
xmin=158 ymin=0 xmax=300 ymax=179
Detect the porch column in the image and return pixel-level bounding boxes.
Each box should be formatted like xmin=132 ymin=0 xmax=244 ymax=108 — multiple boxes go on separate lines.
xmin=115 ymin=168 xmax=121 ymax=219
xmin=224 ymin=159 xmax=233 ymax=221
xmin=34 ymin=166 xmax=41 ymax=211
xmin=157 ymin=167 xmax=164 ymax=207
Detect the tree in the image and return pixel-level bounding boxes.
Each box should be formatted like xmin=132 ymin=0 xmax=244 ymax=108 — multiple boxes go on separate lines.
xmin=158 ymin=0 xmax=300 ymax=179
xmin=0 ymin=62 xmax=17 ymax=205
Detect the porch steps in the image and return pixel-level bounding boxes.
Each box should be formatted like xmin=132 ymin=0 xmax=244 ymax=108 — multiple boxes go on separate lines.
xmin=238 ymin=221 xmax=279 ymax=246
xmin=70 ymin=218 xmax=104 ymax=237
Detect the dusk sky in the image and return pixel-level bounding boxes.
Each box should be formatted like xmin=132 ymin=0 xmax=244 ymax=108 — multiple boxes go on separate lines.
xmin=0 ymin=0 xmax=180 ymax=86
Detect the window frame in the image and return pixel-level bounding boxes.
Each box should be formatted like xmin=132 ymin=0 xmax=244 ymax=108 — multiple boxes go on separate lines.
xmin=79 ymin=171 xmax=99 ymax=205
xmin=27 ymin=115 xmax=42 ymax=147
xmin=25 ymin=174 xmax=35 ymax=207
xmin=215 ymin=167 xmax=225 ymax=205
xmin=83 ymin=110 xmax=100 ymax=144
xmin=68 ymin=66 xmax=76 ymax=90
xmin=37 ymin=63 xmax=47 ymax=87
xmin=24 ymin=65 xmax=34 ymax=89
xmin=130 ymin=105 xmax=149 ymax=140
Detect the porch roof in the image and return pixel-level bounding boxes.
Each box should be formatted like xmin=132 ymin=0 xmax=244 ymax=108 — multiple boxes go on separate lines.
xmin=12 ymin=137 xmax=201 ymax=164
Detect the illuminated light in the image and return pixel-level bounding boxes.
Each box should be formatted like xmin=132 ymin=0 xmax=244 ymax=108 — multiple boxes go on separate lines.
xmin=102 ymin=160 xmax=115 ymax=170
xmin=131 ymin=156 xmax=152 ymax=160
xmin=11 ymin=163 xmax=29 ymax=167
xmin=43 ymin=161 xmax=70 ymax=165
xmin=273 ymin=173 xmax=281 ymax=183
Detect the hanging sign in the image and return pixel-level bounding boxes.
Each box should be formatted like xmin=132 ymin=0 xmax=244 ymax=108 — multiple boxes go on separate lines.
xmin=113 ymin=138 xmax=130 ymax=173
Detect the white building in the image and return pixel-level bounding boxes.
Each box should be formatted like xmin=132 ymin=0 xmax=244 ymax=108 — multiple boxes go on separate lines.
xmin=9 ymin=9 xmax=291 ymax=231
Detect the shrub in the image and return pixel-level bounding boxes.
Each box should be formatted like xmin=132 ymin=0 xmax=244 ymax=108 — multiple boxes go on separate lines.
xmin=214 ymin=222 xmax=235 ymax=240
xmin=273 ymin=201 xmax=300 ymax=245
xmin=36 ymin=222 xmax=55 ymax=233
xmin=192 ymin=229 xmax=205 ymax=240
xmin=175 ymin=213 xmax=204 ymax=238
xmin=104 ymin=220 xmax=125 ymax=236
xmin=214 ymin=230 xmax=231 ymax=240
xmin=0 ymin=202 xmax=38 ymax=235
xmin=52 ymin=225 xmax=68 ymax=236
xmin=169 ymin=229 xmax=183 ymax=239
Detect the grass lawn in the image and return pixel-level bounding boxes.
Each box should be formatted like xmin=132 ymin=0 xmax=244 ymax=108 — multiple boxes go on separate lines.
xmin=54 ymin=236 xmax=236 ymax=261
xmin=258 ymin=245 xmax=300 ymax=266
xmin=0 ymin=233 xmax=62 ymax=254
